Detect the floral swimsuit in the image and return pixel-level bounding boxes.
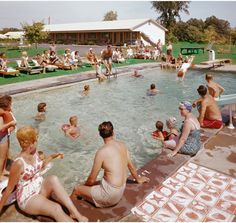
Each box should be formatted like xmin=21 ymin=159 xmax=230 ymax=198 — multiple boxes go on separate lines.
xmin=15 ymin=154 xmax=43 ymax=210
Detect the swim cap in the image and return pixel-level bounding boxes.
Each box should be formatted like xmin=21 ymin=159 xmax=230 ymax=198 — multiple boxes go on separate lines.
xmin=166 ymin=117 xmax=177 ymax=127
xmin=179 ymin=101 xmax=192 ymax=112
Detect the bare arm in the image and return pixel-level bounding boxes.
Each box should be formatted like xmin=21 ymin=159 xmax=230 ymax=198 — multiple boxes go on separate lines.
xmin=168 ymin=121 xmax=191 ymax=157
xmin=127 ymin=150 xmax=150 ymax=184
xmin=0 ymin=161 xmax=22 ymax=212
xmin=42 ymin=152 xmax=64 ymax=168
xmin=192 ymin=98 xmax=202 ymax=108
xmin=85 ymin=150 xmax=103 ymax=186
xmin=217 ymin=84 xmax=225 ymax=96
xmin=0 ymin=120 xmax=16 ymax=132
xmin=198 ymin=100 xmax=207 ymax=126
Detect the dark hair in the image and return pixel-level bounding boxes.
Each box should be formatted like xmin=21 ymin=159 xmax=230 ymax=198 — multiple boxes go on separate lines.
xmin=98 ymin=121 xmax=113 ymax=138
xmin=156 ymin=121 xmax=163 ymax=131
xmin=197 ymin=85 xmax=207 ymax=97
xmin=205 ymin=73 xmax=213 ymax=80
xmin=150 ymin=84 xmax=156 ymax=90
xmin=37 ymin=102 xmax=46 ymax=112
xmin=0 ymin=95 xmax=12 ymax=110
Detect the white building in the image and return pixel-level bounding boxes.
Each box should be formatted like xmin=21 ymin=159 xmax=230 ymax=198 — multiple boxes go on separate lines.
xmin=44 ymin=18 xmax=167 ymax=46
xmin=3 ymin=31 xmax=24 ymax=39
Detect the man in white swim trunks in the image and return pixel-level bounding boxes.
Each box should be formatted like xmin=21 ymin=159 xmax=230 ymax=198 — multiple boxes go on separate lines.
xmin=71 ymin=121 xmax=150 ymax=208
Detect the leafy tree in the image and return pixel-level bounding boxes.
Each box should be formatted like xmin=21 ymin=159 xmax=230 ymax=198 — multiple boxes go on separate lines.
xmin=0 ymin=27 xmax=21 ymax=34
xmin=151 ymin=1 xmax=190 ymax=32
xmin=205 ymin=16 xmax=231 ymax=36
xmin=103 ymin=10 xmax=118 ymax=21
xmin=231 ymin=28 xmax=236 ymax=45
xmin=22 ymin=21 xmax=48 ymax=48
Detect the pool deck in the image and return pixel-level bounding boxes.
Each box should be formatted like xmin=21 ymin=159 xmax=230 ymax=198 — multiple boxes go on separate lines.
xmin=0 ymin=62 xmax=235 ymax=222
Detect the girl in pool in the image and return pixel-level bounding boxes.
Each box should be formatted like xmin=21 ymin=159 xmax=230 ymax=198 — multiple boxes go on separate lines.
xmin=0 ymin=125 xmax=88 ymax=221
xmin=61 ymin=116 xmax=80 ymax=139
xmin=163 ymin=117 xmax=179 ymax=149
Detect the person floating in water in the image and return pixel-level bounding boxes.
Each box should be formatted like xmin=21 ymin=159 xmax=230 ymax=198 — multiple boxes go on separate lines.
xmin=147 ymin=83 xmax=159 ymax=96
xmin=177 ymin=55 xmax=194 ymax=81
xmin=71 ymin=121 xmax=149 ymax=208
xmin=131 ymin=70 xmax=143 ymax=78
xmin=61 ymin=116 xmax=80 ymax=139
xmin=82 ymin=85 xmax=90 ymax=96
xmin=34 ymin=102 xmax=47 ymax=121
xmin=0 ymin=125 xmax=88 ymax=222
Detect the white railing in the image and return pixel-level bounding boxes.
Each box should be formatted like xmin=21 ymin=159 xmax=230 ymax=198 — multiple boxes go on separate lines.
xmin=217 ymin=94 xmax=236 ymax=129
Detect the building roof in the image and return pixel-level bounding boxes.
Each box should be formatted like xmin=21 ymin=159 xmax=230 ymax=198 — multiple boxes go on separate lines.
xmin=44 ymin=18 xmax=167 ymax=32
xmin=4 ymin=31 xmax=24 ymax=39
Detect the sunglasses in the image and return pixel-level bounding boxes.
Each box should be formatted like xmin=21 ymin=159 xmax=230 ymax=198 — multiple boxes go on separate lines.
xmin=178 ymin=107 xmax=185 ymax=111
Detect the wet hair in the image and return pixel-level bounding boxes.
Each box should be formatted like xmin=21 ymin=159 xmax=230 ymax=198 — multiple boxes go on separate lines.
xmin=155 ymin=121 xmax=164 ymax=131
xmin=17 ymin=125 xmax=38 ymax=149
xmin=37 ymin=102 xmax=46 ymax=112
xmin=150 ymin=84 xmax=156 ymax=90
xmin=98 ymin=121 xmax=113 ymax=138
xmin=0 ymin=95 xmax=12 ymax=110
xmin=84 ymin=85 xmax=90 ymax=91
xmin=205 ymin=73 xmax=213 ymax=80
xmin=197 ymin=85 xmax=207 ymax=97
xmin=69 ymin=116 xmax=77 ymax=125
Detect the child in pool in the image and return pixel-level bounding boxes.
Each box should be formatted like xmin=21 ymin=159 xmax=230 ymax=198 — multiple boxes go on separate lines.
xmin=34 ymin=102 xmax=47 ymax=121
xmin=152 ymin=120 xmax=168 ymax=141
xmin=163 ymin=117 xmax=180 ymax=149
xmin=61 ymin=116 xmax=80 ymax=139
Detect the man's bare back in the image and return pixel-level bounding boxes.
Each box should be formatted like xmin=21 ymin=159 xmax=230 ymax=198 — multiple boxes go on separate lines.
xmin=205 ymin=73 xmax=224 ymax=98
xmin=207 ymin=81 xmax=224 ymax=98
xmin=99 ymin=139 xmax=129 ymax=187
xmin=200 ymin=95 xmax=222 ymax=121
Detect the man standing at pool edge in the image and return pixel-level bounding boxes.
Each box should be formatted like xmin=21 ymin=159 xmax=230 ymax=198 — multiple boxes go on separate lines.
xmin=71 ymin=121 xmax=150 ymax=208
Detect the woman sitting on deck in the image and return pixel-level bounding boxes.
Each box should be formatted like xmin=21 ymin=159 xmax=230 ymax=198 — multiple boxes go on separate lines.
xmin=167 ymin=101 xmax=201 ymax=157
xmin=0 ymin=125 xmax=88 ymax=222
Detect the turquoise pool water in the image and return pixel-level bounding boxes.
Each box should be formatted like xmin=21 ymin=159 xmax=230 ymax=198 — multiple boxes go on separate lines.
xmin=10 ymin=68 xmax=236 ymax=190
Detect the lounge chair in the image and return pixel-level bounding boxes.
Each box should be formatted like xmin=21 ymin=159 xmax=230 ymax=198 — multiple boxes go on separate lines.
xmin=31 ymin=59 xmax=58 ymax=72
xmin=16 ymin=60 xmax=43 ymax=75
xmin=0 ymin=68 xmax=19 ymax=78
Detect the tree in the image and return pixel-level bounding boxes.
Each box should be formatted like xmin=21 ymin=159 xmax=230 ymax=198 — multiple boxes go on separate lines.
xmin=103 ymin=10 xmax=118 ymax=21
xmin=0 ymin=27 xmax=21 ymax=34
xmin=22 ymin=21 xmax=48 ymax=48
xmin=151 ymin=1 xmax=190 ymax=32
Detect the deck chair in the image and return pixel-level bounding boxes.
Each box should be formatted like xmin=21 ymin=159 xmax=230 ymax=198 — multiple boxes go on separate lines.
xmin=16 ymin=60 xmax=43 ymax=75
xmin=0 ymin=67 xmax=19 ymax=77
xmin=31 ymin=59 xmax=58 ymax=73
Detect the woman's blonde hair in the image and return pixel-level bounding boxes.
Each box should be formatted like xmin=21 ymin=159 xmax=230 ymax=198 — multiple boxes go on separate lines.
xmin=16 ymin=125 xmax=38 ymax=149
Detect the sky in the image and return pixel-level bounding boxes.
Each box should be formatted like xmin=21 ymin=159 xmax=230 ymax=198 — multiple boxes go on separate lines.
xmin=0 ymin=1 xmax=236 ymax=29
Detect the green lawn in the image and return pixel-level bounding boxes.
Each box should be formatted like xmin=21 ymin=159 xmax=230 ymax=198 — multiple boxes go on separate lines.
xmin=0 ymin=59 xmax=155 ymax=85
xmin=163 ymin=41 xmax=236 ymax=64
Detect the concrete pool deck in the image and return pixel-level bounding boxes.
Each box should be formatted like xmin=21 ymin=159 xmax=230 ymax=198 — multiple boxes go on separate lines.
xmin=0 ymin=63 xmax=235 ymax=222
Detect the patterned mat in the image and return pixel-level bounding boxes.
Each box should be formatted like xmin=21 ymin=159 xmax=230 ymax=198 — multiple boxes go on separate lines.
xmin=131 ymin=162 xmax=236 ymax=222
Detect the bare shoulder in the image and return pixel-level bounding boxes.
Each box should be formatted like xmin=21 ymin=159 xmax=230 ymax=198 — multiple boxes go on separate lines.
xmin=11 ymin=158 xmax=24 ymax=172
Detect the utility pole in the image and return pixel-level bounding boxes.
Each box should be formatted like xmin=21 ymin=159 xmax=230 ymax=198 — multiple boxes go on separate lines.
xmin=48 ymin=16 xmax=51 ymax=25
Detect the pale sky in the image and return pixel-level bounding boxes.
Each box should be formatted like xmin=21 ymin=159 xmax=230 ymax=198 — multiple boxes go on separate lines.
xmin=0 ymin=1 xmax=236 ymax=29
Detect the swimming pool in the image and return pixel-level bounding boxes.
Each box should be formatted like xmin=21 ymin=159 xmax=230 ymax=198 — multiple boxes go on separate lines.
xmin=10 ymin=68 xmax=236 ymax=191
